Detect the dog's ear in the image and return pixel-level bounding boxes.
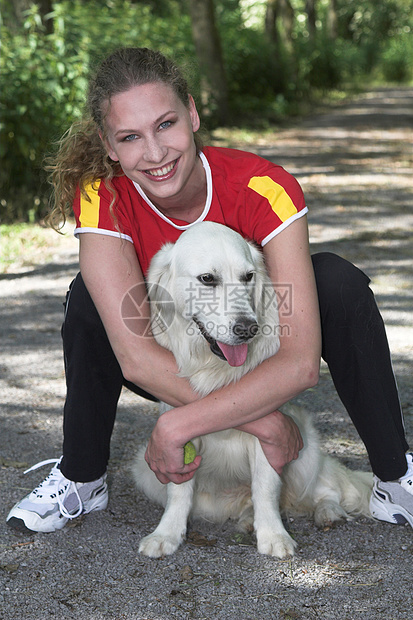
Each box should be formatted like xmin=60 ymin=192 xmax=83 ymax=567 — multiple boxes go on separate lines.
xmin=247 ymin=241 xmax=279 ymax=327
xmin=146 ymin=243 xmax=176 ymax=331
xmin=246 ymin=241 xmax=266 ymax=309
xmin=147 ymin=243 xmax=174 ymax=288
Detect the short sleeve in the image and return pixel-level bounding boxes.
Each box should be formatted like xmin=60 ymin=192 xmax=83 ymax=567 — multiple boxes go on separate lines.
xmin=244 ymin=166 xmax=308 ymax=246
xmin=72 ymin=179 xmax=133 ymax=242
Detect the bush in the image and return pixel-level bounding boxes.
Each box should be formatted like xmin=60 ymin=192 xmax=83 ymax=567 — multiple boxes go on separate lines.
xmin=224 ymin=32 xmax=289 ymax=123
xmin=0 ymin=7 xmax=90 ymax=221
xmin=305 ymin=39 xmax=343 ymax=90
xmin=380 ymin=34 xmax=413 ymax=82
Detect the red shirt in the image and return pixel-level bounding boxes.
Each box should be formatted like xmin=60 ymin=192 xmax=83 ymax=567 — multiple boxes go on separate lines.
xmin=73 ymin=146 xmax=307 ymax=276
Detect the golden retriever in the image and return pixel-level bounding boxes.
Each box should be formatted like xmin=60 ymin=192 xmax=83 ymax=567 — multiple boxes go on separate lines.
xmin=132 ymin=222 xmax=372 ymax=558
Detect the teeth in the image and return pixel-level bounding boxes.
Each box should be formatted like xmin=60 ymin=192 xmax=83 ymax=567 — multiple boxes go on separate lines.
xmin=146 ymin=161 xmax=175 ymax=177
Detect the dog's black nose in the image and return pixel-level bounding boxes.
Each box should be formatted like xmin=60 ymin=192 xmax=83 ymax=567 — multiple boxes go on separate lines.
xmin=232 ymin=317 xmax=259 ymax=340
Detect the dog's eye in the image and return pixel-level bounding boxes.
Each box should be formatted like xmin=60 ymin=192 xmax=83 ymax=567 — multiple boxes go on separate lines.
xmin=243 ymin=272 xmax=254 ymax=283
xmin=198 ymin=273 xmax=216 ymax=286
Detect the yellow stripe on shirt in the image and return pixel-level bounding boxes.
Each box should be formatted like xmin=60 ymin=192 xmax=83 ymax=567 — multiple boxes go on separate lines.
xmin=79 ymin=180 xmax=102 ymax=228
xmin=248 ymin=176 xmax=298 ymax=222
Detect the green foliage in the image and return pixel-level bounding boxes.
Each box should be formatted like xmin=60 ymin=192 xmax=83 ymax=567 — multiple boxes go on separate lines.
xmin=1 ymin=5 xmax=89 ymax=221
xmin=219 ymin=7 xmax=289 ymax=123
xmin=0 ymin=0 xmax=194 ymax=223
xmin=381 ymin=34 xmax=413 ymax=82
xmin=296 ymin=37 xmax=342 ymax=91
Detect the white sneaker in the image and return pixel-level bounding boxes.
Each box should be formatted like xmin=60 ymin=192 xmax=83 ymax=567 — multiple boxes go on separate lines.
xmin=370 ymin=453 xmax=413 ymax=527
xmin=6 ymin=458 xmax=108 ymax=533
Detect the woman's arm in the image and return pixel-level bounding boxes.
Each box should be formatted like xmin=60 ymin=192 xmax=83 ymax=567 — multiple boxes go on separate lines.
xmin=79 ymin=232 xmax=197 ymax=406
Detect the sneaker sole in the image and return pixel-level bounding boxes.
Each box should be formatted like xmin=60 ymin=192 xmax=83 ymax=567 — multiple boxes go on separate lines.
xmin=6 ymin=516 xmax=45 ymax=534
xmin=370 ymin=494 xmax=413 ymax=527
xmin=6 ymin=488 xmax=108 ymax=533
xmin=6 ymin=509 xmax=69 ymax=533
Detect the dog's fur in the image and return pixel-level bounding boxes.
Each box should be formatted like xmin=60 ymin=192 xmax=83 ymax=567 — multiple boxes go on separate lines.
xmin=132 ymin=222 xmax=372 ymax=558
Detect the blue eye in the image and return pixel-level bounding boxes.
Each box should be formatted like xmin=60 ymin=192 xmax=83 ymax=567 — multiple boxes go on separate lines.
xmin=123 ymin=134 xmax=138 ymax=142
xmin=159 ymin=120 xmax=172 ymax=131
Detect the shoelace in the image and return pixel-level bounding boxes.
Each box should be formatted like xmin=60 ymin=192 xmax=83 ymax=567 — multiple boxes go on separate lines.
xmin=24 ymin=458 xmax=83 ymax=520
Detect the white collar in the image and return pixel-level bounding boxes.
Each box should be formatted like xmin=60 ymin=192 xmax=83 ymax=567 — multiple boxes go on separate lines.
xmin=132 ymin=151 xmax=212 ymax=230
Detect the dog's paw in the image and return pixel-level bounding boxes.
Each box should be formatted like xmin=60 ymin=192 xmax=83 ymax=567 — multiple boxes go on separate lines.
xmin=236 ymin=517 xmax=254 ymax=534
xmin=256 ymin=529 xmax=297 ymax=558
xmin=236 ymin=509 xmax=254 ymax=533
xmin=314 ymin=501 xmax=349 ymax=528
xmin=139 ymin=533 xmax=182 ymax=558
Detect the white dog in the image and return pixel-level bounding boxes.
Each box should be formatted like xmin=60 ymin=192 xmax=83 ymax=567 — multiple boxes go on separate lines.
xmin=132 ymin=222 xmax=372 ymax=558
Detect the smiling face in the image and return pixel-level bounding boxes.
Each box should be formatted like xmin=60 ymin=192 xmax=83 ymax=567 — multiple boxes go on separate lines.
xmin=102 ymin=82 xmax=202 ymax=210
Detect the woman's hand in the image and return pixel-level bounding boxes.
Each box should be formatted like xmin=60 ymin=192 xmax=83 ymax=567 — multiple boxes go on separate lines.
xmin=144 ymin=413 xmax=202 ymax=484
xmin=146 ymin=406 xmax=302 ymax=482
xmin=236 ymin=410 xmax=303 ymax=475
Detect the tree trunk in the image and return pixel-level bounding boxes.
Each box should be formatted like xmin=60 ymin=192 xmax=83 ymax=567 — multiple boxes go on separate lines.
xmin=327 ymin=0 xmax=338 ymax=40
xmin=265 ymin=0 xmax=295 ymax=55
xmin=188 ymin=0 xmax=229 ymax=125
xmin=10 ymin=0 xmax=54 ymax=33
xmin=265 ymin=0 xmax=278 ymax=46
xmin=38 ymin=0 xmax=54 ymax=35
xmin=279 ymin=0 xmax=295 ymax=53
xmin=305 ymin=0 xmax=316 ymax=42
xmin=9 ymin=0 xmax=30 ymax=27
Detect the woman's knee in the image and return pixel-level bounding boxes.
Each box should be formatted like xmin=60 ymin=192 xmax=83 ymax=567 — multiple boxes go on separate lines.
xmin=62 ymin=272 xmax=103 ymax=334
xmin=311 ymin=252 xmax=374 ymax=323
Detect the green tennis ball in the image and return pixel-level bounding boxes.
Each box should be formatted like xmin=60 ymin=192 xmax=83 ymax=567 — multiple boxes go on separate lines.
xmin=183 ymin=441 xmax=197 ymax=464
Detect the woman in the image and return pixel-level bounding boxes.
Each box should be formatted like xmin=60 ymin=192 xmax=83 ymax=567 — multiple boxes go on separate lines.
xmin=7 ymin=48 xmax=412 ymax=533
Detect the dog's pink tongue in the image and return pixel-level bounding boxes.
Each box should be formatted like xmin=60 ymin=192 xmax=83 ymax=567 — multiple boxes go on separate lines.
xmin=217 ymin=342 xmax=248 ymax=367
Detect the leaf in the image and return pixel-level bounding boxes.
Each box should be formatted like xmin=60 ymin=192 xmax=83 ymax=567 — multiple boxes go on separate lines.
xmin=0 ymin=457 xmax=28 ymax=469
xmin=0 ymin=564 xmax=19 ymax=573
xmin=179 ymin=565 xmax=194 ymax=581
xmin=187 ymin=530 xmax=217 ymax=547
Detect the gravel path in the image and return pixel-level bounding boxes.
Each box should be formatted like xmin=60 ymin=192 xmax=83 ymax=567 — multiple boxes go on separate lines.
xmin=1 ymin=87 xmax=412 ymax=620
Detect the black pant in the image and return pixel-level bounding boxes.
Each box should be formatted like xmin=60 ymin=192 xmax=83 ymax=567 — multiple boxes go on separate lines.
xmin=60 ymin=253 xmax=409 ymax=483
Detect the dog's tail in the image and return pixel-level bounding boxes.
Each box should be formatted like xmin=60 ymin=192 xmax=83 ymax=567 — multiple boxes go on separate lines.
xmin=282 ymin=451 xmax=373 ymax=527
xmin=280 ymin=405 xmax=373 ymax=526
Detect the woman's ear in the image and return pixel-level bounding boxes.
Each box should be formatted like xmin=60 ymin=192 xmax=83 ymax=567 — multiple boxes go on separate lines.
xmin=99 ymin=130 xmax=119 ymax=162
xmin=188 ymin=95 xmax=201 ymax=133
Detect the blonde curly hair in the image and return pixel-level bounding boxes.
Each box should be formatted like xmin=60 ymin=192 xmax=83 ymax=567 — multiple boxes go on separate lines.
xmin=46 ymin=47 xmax=201 ymax=230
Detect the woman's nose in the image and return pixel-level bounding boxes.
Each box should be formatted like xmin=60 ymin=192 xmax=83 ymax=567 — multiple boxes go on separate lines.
xmin=143 ymin=136 xmax=167 ymax=164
